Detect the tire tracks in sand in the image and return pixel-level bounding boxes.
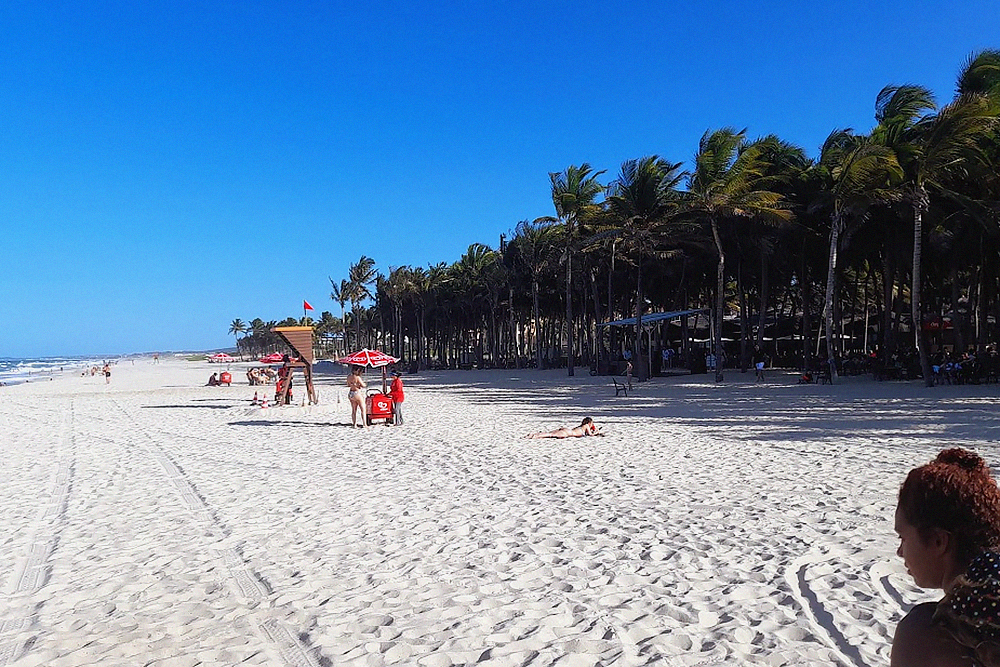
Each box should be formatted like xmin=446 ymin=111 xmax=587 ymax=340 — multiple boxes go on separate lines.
xmin=0 ymin=400 xmax=75 ymax=666
xmin=107 ymin=398 xmax=329 ymax=667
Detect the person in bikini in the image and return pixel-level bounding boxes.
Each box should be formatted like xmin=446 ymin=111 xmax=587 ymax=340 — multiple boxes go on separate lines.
xmin=346 ymin=366 xmax=367 ymax=428
xmin=526 ymin=417 xmax=603 ymax=439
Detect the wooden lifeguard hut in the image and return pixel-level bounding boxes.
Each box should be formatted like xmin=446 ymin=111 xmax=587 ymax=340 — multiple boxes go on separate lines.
xmin=272 ymin=326 xmax=318 ymax=405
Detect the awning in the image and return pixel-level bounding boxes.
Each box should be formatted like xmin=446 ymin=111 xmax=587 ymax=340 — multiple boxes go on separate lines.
xmin=598 ymin=308 xmax=710 ymax=328
xmin=272 ymin=326 xmax=314 ymax=364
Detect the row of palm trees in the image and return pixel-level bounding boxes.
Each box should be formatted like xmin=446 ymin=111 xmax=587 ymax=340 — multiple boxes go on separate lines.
xmin=232 ymin=50 xmax=1000 ymax=386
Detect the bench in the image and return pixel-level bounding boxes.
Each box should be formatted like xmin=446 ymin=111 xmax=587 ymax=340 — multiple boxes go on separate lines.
xmin=612 ymin=376 xmax=629 ymax=396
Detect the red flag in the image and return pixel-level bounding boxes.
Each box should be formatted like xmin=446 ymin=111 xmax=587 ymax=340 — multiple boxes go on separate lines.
xmin=303 ymin=300 xmax=314 ymax=311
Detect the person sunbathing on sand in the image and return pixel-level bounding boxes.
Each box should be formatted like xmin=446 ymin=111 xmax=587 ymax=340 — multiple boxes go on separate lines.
xmin=891 ymin=448 xmax=1000 ymax=666
xmin=526 ymin=417 xmax=603 ymax=439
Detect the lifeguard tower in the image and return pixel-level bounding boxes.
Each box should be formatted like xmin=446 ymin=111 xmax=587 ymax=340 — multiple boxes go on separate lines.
xmin=272 ymin=326 xmax=318 ymax=405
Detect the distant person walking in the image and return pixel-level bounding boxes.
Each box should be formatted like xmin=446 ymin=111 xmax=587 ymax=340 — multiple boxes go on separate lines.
xmin=389 ymin=371 xmax=405 ymax=425
xmin=753 ymin=346 xmax=766 ymax=381
xmin=102 ymin=363 xmax=111 ymax=384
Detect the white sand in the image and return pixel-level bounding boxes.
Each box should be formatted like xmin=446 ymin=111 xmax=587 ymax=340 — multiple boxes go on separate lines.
xmin=2 ymin=358 xmax=997 ymax=666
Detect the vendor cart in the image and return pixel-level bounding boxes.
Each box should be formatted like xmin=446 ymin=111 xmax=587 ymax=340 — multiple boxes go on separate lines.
xmin=366 ymin=390 xmax=394 ymax=426
xmin=337 ymin=348 xmax=401 ymax=427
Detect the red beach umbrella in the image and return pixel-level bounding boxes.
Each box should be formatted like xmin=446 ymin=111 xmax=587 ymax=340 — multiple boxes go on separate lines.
xmin=336 ymin=348 xmax=400 ymax=368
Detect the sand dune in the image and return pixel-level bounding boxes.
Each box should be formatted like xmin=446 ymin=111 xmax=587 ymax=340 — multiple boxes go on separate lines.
xmin=2 ymin=359 xmax=996 ymax=666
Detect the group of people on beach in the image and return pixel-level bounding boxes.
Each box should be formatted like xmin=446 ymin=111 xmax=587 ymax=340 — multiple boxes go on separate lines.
xmin=82 ymin=363 xmax=112 ymax=383
xmin=246 ymin=366 xmax=277 ymax=386
xmin=195 ymin=351 xmax=1000 ymax=664
xmin=346 ymin=366 xmax=405 ymax=428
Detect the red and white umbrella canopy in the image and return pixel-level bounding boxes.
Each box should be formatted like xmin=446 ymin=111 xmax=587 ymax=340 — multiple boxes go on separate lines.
xmin=210 ymin=353 xmax=234 ymax=362
xmin=337 ymin=348 xmax=400 ymax=368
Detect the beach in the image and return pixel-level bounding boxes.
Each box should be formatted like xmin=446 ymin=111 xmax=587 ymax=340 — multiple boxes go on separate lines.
xmin=2 ymin=359 xmax=997 ymax=666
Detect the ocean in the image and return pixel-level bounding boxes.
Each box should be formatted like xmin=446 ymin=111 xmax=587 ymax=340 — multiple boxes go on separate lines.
xmin=0 ymin=356 xmax=114 ymax=385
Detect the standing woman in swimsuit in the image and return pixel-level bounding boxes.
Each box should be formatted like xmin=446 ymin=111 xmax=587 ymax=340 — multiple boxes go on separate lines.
xmin=346 ymin=366 xmax=367 ymax=428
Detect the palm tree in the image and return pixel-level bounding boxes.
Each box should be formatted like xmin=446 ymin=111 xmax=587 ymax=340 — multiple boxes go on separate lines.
xmin=228 ymin=318 xmax=247 ymax=359
xmin=812 ymin=129 xmax=902 ymax=378
xmin=314 ymin=310 xmax=339 ymax=358
xmin=510 ymin=218 xmax=561 ymax=370
xmin=347 ymin=256 xmax=378 ymax=350
xmin=330 ymin=277 xmax=351 ymax=356
xmin=385 ymin=266 xmax=415 ymax=359
xmin=550 ymin=164 xmax=605 ymax=376
xmin=744 ymin=136 xmax=811 ymax=355
xmin=876 ymin=80 xmax=998 ymax=385
xmin=449 ymin=243 xmax=499 ymax=367
xmin=604 ymin=156 xmax=686 ymax=380
xmin=413 ymin=263 xmax=449 ymax=369
xmin=687 ymin=128 xmax=793 ymax=382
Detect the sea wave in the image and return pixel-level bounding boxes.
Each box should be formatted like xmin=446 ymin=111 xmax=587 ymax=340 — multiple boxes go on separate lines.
xmin=0 ymin=356 xmax=112 ymax=385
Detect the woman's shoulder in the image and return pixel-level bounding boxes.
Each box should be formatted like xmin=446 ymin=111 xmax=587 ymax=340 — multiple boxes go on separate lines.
xmin=892 ymin=602 xmax=973 ymax=666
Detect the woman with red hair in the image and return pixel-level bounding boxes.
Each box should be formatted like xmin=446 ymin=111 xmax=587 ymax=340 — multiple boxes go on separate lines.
xmin=892 ymin=448 xmax=1000 ymax=666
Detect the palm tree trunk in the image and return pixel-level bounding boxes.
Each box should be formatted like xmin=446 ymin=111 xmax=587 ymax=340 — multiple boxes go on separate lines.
xmin=950 ymin=265 xmax=966 ymax=354
xmin=565 ymin=251 xmax=574 ymax=376
xmin=340 ymin=304 xmax=347 ymax=357
xmin=823 ymin=212 xmax=842 ymax=381
xmin=757 ymin=252 xmax=769 ymax=349
xmin=353 ymin=307 xmax=362 ymax=351
xmin=509 ymin=287 xmax=519 ymax=369
xmin=882 ymin=254 xmax=895 ymax=358
xmin=800 ymin=242 xmax=812 ymax=372
xmin=711 ymin=219 xmax=725 ymax=383
xmin=912 ymin=191 xmax=934 ymax=387
xmin=590 ymin=266 xmax=602 ymax=371
xmin=420 ymin=308 xmax=428 ymax=369
xmin=738 ymin=261 xmax=749 ymax=372
xmin=634 ymin=253 xmax=645 ymax=382
xmin=532 ymin=279 xmax=542 ymax=370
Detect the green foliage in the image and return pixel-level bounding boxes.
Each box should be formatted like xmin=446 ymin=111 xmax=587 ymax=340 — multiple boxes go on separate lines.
xmin=229 ymin=49 xmax=1000 ymax=375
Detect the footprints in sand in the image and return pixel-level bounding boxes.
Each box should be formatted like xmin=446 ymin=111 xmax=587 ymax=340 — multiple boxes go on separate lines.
xmin=1 ymin=374 xmax=959 ymax=666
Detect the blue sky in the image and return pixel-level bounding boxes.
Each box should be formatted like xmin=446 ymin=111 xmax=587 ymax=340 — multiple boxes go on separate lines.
xmin=3 ymin=1 xmax=998 ymax=357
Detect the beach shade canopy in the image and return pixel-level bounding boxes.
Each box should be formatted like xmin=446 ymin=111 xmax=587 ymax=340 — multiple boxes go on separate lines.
xmin=209 ymin=353 xmax=235 ymax=363
xmin=337 ymin=348 xmax=400 ymax=368
xmin=272 ymin=326 xmax=315 ymax=365
xmin=258 ymin=352 xmax=285 ymax=364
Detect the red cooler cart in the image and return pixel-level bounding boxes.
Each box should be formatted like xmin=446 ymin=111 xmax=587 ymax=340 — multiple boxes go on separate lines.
xmin=366 ymin=390 xmax=394 ymax=426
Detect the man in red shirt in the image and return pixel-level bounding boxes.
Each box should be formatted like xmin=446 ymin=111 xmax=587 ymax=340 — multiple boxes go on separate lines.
xmin=389 ymin=371 xmax=405 ymax=425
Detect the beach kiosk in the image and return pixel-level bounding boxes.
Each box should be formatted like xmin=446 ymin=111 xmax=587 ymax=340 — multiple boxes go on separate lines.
xmin=337 ymin=348 xmax=399 ymax=426
xmin=271 ymin=326 xmax=318 ymax=405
